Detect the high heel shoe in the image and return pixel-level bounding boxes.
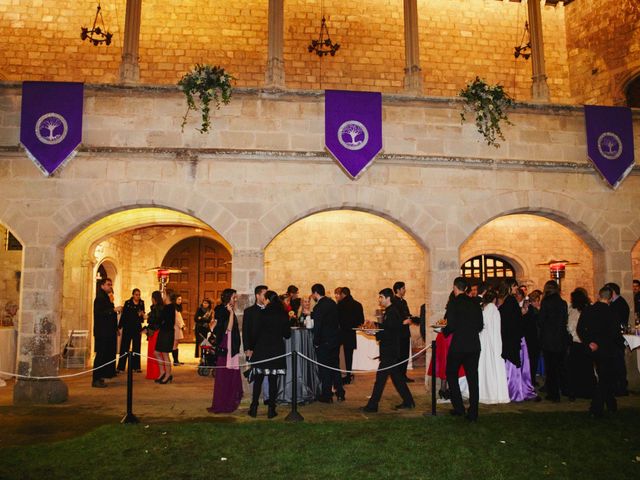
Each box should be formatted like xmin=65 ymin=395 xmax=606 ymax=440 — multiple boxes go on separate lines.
xmin=159 ymin=374 xmax=173 ymax=384
xmin=154 ymin=374 xmax=166 ymax=383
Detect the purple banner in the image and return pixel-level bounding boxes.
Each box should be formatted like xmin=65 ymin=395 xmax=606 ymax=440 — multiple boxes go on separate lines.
xmin=584 ymin=105 xmax=635 ymax=189
xmin=325 ymin=90 xmax=382 ymax=179
xmin=20 ymin=81 xmax=84 ymax=176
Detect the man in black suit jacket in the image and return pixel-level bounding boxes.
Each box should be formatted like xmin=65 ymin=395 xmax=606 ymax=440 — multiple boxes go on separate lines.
xmin=605 ymin=282 xmax=629 ymax=396
xmin=361 ymin=288 xmax=415 ymax=412
xmin=242 ymin=285 xmax=268 ymax=358
xmin=443 ymin=277 xmax=484 ymax=421
xmin=577 ymin=287 xmax=619 ymax=416
xmin=116 ymin=288 xmax=145 ymax=373
xmin=392 ymin=281 xmax=416 ymax=383
xmin=92 ymin=278 xmax=121 ymax=388
xmin=311 ymin=283 xmax=344 ymax=402
xmin=336 ymin=286 xmax=365 ymax=384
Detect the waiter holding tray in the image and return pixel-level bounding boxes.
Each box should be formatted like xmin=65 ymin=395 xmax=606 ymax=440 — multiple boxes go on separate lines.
xmin=360 ymin=288 xmax=415 ymax=412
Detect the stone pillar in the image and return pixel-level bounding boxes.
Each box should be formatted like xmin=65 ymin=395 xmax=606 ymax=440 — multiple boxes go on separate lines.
xmin=264 ymin=0 xmax=285 ymax=89
xmin=232 ymin=249 xmax=265 ymax=312
xmin=119 ymin=0 xmax=143 ymax=84
xmin=527 ymin=0 xmax=550 ymax=102
xmin=14 ymin=245 xmax=68 ymax=404
xmin=403 ymin=0 xmax=422 ymax=95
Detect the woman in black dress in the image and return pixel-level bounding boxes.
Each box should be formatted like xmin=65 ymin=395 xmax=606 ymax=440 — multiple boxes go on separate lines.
xmin=248 ymin=290 xmax=292 ymax=419
xmin=539 ymin=280 xmax=569 ymax=402
xmin=194 ymin=298 xmax=213 ymax=358
xmin=154 ymin=290 xmax=176 ymax=384
xmin=566 ymin=288 xmax=596 ymax=399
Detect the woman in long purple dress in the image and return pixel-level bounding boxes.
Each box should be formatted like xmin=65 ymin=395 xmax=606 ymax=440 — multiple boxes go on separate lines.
xmin=499 ymin=279 xmax=537 ymax=402
xmin=207 ymin=288 xmax=243 ymax=414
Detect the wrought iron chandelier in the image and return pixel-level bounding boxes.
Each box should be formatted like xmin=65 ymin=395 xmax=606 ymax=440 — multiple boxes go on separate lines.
xmin=308 ymin=16 xmax=340 ymax=57
xmin=514 ymin=21 xmax=531 ymax=60
xmin=81 ymin=2 xmax=113 ymax=46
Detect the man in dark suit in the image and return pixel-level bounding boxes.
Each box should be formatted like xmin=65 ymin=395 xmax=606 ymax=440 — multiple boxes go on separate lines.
xmin=116 ymin=288 xmax=145 ymax=373
xmin=336 ymin=286 xmax=365 ymax=384
xmin=392 ymin=281 xmax=416 ymax=383
xmin=360 ymin=288 xmax=415 ymax=412
xmin=633 ymin=279 xmax=640 ymax=319
xmin=577 ymin=287 xmax=619 ymax=417
xmin=242 ymin=285 xmax=268 ymax=359
xmin=311 ymin=283 xmax=344 ymax=402
xmin=92 ymin=278 xmax=121 ymax=388
xmin=443 ymin=277 xmax=484 ymax=421
xmin=605 ymin=282 xmax=629 ymax=396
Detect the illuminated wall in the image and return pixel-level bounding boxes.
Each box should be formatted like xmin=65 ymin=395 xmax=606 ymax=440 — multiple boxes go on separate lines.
xmin=460 ymin=214 xmax=595 ymax=298
xmin=264 ymin=210 xmax=427 ymax=319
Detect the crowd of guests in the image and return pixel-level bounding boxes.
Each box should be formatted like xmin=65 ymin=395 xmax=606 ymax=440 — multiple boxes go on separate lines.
xmin=91 ymin=274 xmax=635 ymax=421
xmin=443 ymin=277 xmax=634 ymax=421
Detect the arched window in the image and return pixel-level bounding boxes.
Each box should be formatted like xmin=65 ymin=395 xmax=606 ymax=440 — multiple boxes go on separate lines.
xmin=626 ymin=75 xmax=640 ymax=108
xmin=460 ymin=254 xmax=516 ymax=282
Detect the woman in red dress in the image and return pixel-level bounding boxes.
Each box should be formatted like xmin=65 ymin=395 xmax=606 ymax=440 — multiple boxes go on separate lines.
xmin=145 ymin=291 xmax=163 ymax=380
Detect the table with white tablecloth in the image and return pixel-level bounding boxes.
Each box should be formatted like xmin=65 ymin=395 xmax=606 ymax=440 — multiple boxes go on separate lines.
xmin=352 ymin=331 xmax=412 ymax=372
xmin=0 ymin=328 xmax=17 ymax=381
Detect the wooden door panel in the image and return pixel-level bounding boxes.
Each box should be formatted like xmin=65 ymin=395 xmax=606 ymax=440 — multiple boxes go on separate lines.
xmin=163 ymin=236 xmax=231 ymax=343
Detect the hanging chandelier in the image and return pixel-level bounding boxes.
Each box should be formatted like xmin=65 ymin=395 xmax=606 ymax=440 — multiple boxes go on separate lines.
xmin=514 ymin=21 xmax=531 ymax=60
xmin=308 ymin=16 xmax=340 ymax=57
xmin=81 ymin=2 xmax=113 ymax=46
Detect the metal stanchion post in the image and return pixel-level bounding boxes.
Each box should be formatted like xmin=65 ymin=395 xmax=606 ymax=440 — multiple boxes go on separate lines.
xmin=121 ymin=351 xmax=140 ymax=424
xmin=285 ymin=351 xmax=304 ymax=422
xmin=424 ymin=340 xmax=437 ymax=417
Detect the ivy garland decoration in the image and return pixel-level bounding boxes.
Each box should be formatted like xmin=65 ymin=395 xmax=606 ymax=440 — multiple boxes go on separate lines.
xmin=459 ymin=77 xmax=514 ymax=148
xmin=178 ymin=64 xmax=234 ymax=133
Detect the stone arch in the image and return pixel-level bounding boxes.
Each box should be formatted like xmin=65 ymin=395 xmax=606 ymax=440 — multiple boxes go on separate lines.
xmin=54 ymin=187 xmax=240 ymax=252
xmin=618 ymin=67 xmax=640 ymax=107
xmin=258 ymin=185 xmax=436 ymax=253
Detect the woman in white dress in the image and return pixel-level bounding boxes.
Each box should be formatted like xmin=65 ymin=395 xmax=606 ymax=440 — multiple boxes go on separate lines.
xmin=478 ymin=289 xmax=510 ymax=404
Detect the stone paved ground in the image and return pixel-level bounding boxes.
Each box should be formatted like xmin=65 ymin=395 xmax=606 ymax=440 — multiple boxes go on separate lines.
xmin=1 ymin=349 xmax=637 ymax=447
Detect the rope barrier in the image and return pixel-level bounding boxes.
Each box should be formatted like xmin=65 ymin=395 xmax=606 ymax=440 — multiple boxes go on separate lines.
xmin=0 ymin=357 xmax=121 ymax=380
xmin=132 ymin=351 xmax=292 ymax=369
xmin=297 ymin=345 xmax=430 ymax=374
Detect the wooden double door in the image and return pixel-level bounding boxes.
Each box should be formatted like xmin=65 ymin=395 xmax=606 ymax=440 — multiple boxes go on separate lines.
xmin=162 ymin=237 xmax=231 ymax=342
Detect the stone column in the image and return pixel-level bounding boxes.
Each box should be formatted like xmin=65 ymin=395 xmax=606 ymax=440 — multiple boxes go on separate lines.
xmin=264 ymin=0 xmax=285 ymax=89
xmin=13 ymin=245 xmax=68 ymax=404
xmin=119 ymin=0 xmax=143 ymax=84
xmin=527 ymin=0 xmax=550 ymax=102
xmin=403 ymin=0 xmax=422 ymax=95
xmin=232 ymin=249 xmax=265 ymax=312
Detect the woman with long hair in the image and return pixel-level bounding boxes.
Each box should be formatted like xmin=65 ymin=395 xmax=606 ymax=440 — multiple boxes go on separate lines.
xmin=478 ymin=289 xmax=510 ymax=404
xmin=171 ymin=294 xmax=185 ymax=366
xmin=207 ymin=288 xmax=243 ymax=413
xmin=499 ymin=278 xmax=537 ymax=401
xmin=154 ymin=290 xmax=175 ymax=384
xmin=144 ymin=290 xmax=164 ymax=380
xmin=566 ymin=287 xmax=596 ymax=399
xmin=248 ymin=290 xmax=292 ymax=418
xmin=539 ymin=280 xmax=569 ymax=402
xmin=194 ymin=298 xmax=213 ymax=358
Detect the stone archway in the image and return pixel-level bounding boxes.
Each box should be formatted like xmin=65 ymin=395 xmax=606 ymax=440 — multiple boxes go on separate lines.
xmin=61 ymin=207 xmax=233 ymax=359
xmin=460 ymin=213 xmax=599 ymax=297
xmin=0 ymin=221 xmax=23 ymax=383
xmin=264 ymin=209 xmax=428 ymax=321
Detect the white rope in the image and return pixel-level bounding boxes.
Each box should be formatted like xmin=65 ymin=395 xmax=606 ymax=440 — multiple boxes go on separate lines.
xmin=133 ymin=351 xmax=292 ymax=369
xmin=0 ymin=357 xmax=121 ymax=380
xmin=297 ymin=345 xmax=430 ymax=374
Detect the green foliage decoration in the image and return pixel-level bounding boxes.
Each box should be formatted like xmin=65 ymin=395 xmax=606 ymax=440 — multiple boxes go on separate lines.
xmin=178 ymin=64 xmax=234 ymax=133
xmin=460 ymin=76 xmax=514 ymax=148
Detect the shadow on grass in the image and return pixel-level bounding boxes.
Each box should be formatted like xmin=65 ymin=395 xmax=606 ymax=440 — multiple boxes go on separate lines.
xmin=1 ymin=408 xmax=639 ymax=480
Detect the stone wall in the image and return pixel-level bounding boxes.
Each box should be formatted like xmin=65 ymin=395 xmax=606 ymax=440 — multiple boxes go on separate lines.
xmin=0 ymin=0 xmax=575 ymax=102
xmin=1 ymin=85 xmax=640 ymax=401
xmin=565 ymin=0 xmax=640 ymax=105
xmin=459 ymin=214 xmax=595 ymax=298
xmin=265 ymin=210 xmax=427 ymax=319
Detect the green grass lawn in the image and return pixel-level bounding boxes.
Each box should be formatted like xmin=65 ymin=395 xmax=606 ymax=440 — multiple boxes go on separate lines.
xmin=1 ymin=409 xmax=639 ymax=480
